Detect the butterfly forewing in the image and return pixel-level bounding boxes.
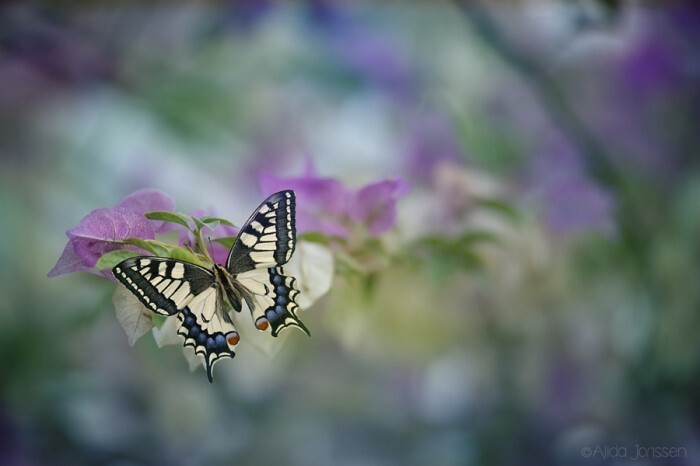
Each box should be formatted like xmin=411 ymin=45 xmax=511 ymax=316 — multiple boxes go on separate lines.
xmin=113 ymin=257 xmax=215 ymax=316
xmin=226 ymin=190 xmax=296 ymax=274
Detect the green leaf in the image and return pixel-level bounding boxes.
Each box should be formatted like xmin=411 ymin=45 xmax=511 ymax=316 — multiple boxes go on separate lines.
xmin=192 ymin=217 xmax=207 ymax=231
xmin=95 ymin=250 xmax=140 ymax=271
xmin=298 ymin=231 xmax=329 ymax=244
xmin=145 ymin=211 xmax=191 ymax=229
xmin=474 ymin=197 xmax=521 ymax=222
xmin=122 ymin=237 xmax=170 ymax=257
xmin=362 ymin=273 xmax=378 ymax=300
xmin=424 ymin=247 xmax=484 ymax=283
xmin=203 ymin=219 xmax=220 ymax=229
xmin=169 ymin=246 xmax=207 ymax=267
xmin=212 ymin=236 xmax=237 ymax=249
xmin=200 ymin=216 xmax=235 ymax=227
xmin=409 ymin=231 xmax=494 ymax=280
xmin=413 ymin=231 xmax=498 ymax=256
xmin=449 ymin=106 xmax=523 ymax=172
xmin=455 ymin=231 xmax=500 ymax=247
xmin=334 ymin=250 xmax=365 ymax=276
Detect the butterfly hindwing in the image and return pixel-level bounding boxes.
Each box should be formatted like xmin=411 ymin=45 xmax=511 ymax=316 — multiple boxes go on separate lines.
xmin=114 ymin=257 xmax=241 ymax=382
xmin=226 ymin=190 xmax=296 ymax=274
xmin=176 ymin=287 xmax=239 ymax=383
xmin=237 ymin=266 xmax=309 ymax=337
xmin=113 ymin=257 xmax=215 ymax=316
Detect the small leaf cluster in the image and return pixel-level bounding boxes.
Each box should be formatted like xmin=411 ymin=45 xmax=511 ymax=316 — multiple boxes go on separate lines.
xmin=96 ymin=212 xmax=238 ymax=271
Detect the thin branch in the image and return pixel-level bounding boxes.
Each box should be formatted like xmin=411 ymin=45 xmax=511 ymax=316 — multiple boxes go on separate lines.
xmin=453 ymin=1 xmax=627 ymax=190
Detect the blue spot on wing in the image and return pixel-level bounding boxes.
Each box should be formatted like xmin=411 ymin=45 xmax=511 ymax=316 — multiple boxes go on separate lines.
xmin=271 ymin=274 xmax=284 ymax=286
xmin=262 ymin=268 xmax=309 ymax=337
xmin=177 ymin=307 xmax=237 ymax=383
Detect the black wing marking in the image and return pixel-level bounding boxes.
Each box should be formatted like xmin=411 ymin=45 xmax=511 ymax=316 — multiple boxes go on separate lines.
xmin=113 ymin=257 xmax=215 ymax=316
xmin=226 ymin=190 xmax=296 ymax=274
xmin=176 ymin=288 xmax=239 ymax=383
xmin=236 ymin=267 xmax=309 ymax=337
xmin=114 ymin=257 xmax=240 ymax=382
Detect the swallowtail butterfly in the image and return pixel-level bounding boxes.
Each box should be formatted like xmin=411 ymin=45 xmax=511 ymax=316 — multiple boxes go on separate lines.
xmin=112 ymin=190 xmax=308 ymax=382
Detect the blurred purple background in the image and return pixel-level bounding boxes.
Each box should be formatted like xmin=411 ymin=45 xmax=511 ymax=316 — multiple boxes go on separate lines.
xmin=2 ymin=1 xmax=700 ymax=465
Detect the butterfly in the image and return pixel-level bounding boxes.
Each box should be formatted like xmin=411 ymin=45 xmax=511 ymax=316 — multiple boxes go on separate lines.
xmin=112 ymin=190 xmax=308 ymax=382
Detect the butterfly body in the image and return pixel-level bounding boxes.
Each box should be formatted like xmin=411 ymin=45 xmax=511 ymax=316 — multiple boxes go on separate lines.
xmin=112 ymin=190 xmax=308 ymax=382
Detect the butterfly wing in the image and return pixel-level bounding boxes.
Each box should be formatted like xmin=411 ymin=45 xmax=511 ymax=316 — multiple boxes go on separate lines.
xmin=224 ymin=190 xmax=308 ymax=336
xmin=226 ymin=190 xmax=296 ymax=274
xmin=176 ymin=287 xmax=239 ymax=382
xmin=236 ymin=266 xmax=309 ymax=337
xmin=113 ymin=256 xmax=239 ymax=382
xmin=113 ymin=257 xmax=215 ymax=316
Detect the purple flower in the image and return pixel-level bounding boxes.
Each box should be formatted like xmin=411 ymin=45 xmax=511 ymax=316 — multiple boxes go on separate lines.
xmin=602 ymin=27 xmax=690 ymax=180
xmin=619 ymin=37 xmax=680 ymax=97
xmin=349 ymin=179 xmax=410 ymax=236
xmin=543 ymin=178 xmax=615 ymax=236
xmin=48 ymin=189 xmax=176 ymax=280
xmin=259 ymin=161 xmax=408 ymax=238
xmin=114 ymin=188 xmax=176 ymax=233
xmin=260 ymin=163 xmax=349 ymax=236
xmin=527 ymin=137 xmax=615 ymax=236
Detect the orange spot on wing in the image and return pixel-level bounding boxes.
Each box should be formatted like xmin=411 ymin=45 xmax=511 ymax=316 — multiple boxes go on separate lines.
xmin=255 ymin=317 xmax=269 ymax=331
xmin=226 ymin=332 xmax=239 ymax=346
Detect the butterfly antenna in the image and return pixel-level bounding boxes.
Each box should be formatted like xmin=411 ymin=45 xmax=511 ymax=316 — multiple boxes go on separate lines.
xmin=207 ymin=236 xmax=216 ymax=264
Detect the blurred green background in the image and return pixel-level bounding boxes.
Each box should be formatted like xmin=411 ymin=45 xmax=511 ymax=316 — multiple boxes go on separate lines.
xmin=1 ymin=1 xmax=699 ymax=465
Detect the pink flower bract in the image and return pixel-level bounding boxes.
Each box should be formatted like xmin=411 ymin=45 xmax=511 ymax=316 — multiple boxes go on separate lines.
xmin=259 ymin=162 xmax=408 ymax=238
xmin=48 ymin=189 xmax=176 ymax=280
